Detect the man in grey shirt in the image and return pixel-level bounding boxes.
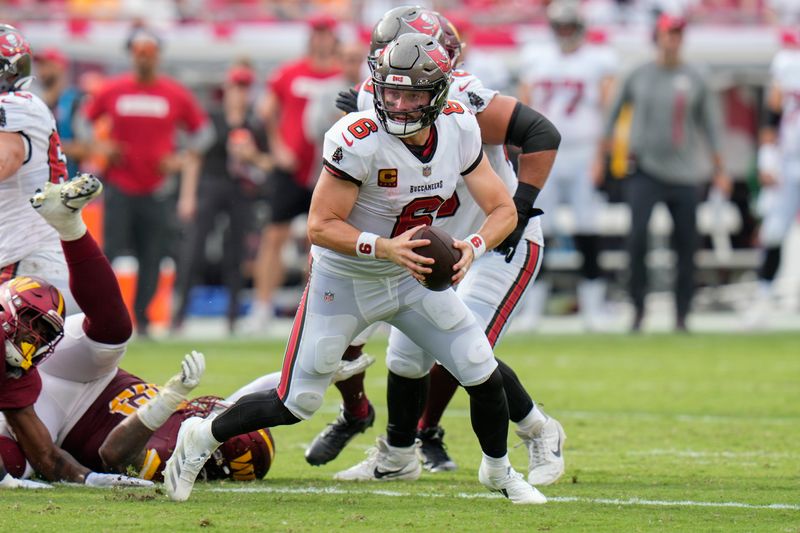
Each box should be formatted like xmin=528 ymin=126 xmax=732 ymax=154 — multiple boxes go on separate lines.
xmin=602 ymin=13 xmax=730 ymax=332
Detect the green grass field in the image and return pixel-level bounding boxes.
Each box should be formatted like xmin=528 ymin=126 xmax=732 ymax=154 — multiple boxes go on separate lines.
xmin=3 ymin=333 xmax=799 ymax=532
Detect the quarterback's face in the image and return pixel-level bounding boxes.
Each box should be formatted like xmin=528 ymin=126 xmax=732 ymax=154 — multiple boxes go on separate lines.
xmin=383 ymin=87 xmax=432 ymax=121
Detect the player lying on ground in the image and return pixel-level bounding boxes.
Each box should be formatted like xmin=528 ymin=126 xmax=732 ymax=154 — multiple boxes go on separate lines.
xmin=0 ymin=175 xmax=150 ymax=488
xmin=307 ymin=6 xmax=566 ymax=486
xmin=0 ymin=175 xmax=368 ymax=483
xmin=164 ymin=33 xmax=545 ymax=505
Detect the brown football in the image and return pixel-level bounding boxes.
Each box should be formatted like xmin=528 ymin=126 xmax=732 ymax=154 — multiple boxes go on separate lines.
xmin=411 ymin=226 xmax=462 ymax=291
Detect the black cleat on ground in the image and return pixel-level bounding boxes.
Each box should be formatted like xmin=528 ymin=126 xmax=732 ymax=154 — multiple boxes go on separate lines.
xmin=418 ymin=426 xmax=457 ymax=472
xmin=305 ymin=403 xmax=376 ymax=466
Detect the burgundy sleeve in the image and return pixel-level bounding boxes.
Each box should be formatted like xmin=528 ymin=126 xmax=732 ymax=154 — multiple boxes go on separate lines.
xmin=0 ymin=436 xmax=27 ymax=477
xmin=0 ymin=369 xmax=42 ymax=411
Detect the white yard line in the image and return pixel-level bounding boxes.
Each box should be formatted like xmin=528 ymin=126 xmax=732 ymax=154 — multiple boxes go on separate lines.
xmin=205 ymin=486 xmax=800 ymax=510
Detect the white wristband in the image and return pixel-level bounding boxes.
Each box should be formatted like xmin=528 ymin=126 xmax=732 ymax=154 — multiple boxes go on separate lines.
xmin=758 ymin=144 xmax=780 ymax=175
xmin=356 ymin=232 xmax=379 ymax=259
xmin=465 ymin=233 xmax=486 ymax=261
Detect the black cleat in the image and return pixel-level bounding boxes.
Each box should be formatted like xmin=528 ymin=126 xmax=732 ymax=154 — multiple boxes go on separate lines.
xmin=418 ymin=426 xmax=457 ymax=472
xmin=305 ymin=403 xmax=375 ymax=466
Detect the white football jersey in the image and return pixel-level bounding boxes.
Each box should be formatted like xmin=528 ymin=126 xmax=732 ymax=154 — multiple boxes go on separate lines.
xmin=0 ymin=91 xmax=68 ymax=266
xmin=313 ymin=105 xmax=483 ymax=279
xmin=771 ymin=49 xmax=800 ymax=158
xmin=356 ymin=72 xmax=543 ymax=246
xmin=519 ymin=43 xmax=617 ymax=147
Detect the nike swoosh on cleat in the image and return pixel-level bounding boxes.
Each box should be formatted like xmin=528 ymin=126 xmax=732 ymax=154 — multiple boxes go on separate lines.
xmin=373 ymin=466 xmax=407 ymax=479
xmin=551 ymin=434 xmax=562 ymax=458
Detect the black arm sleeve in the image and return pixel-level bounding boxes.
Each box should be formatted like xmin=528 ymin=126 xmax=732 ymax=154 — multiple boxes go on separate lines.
xmin=505 ymin=101 xmax=561 ymax=153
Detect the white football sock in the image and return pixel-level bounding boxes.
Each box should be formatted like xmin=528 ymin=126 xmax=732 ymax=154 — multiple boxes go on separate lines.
xmin=516 ymin=405 xmax=549 ymax=435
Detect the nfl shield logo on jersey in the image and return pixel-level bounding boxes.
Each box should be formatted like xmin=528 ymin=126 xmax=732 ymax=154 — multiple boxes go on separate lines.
xmin=422 ymin=165 xmax=432 ymax=177
xmin=323 ymin=291 xmax=335 ymax=303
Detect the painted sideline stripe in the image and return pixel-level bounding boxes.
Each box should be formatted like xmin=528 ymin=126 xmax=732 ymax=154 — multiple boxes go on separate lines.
xmin=205 ymin=486 xmax=800 ymax=510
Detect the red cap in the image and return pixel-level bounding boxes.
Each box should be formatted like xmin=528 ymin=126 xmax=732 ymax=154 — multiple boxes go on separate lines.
xmin=36 ymin=48 xmax=69 ymax=68
xmin=308 ymin=13 xmax=338 ymax=31
xmin=227 ymin=65 xmax=254 ymax=86
xmin=656 ymin=13 xmax=687 ymax=33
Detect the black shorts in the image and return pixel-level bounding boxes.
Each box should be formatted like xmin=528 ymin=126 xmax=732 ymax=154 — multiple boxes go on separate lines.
xmin=265 ymin=168 xmax=313 ymax=223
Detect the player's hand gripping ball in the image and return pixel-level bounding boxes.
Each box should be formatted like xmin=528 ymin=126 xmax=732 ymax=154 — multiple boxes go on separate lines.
xmin=411 ymin=226 xmax=462 ymax=291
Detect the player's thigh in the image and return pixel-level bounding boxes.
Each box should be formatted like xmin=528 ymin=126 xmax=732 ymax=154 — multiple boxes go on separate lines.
xmin=388 ymin=278 xmax=497 ymax=387
xmin=386 ymin=326 xmax=435 ymax=379
xmin=352 ymin=322 xmax=384 ymax=346
xmin=16 ymin=244 xmax=79 ymax=316
xmin=758 ymin=180 xmax=799 ymax=246
xmin=456 ymin=241 xmax=543 ymax=346
xmin=278 ymin=269 xmax=371 ymax=419
xmin=534 ymin=167 xmax=563 ymax=235
xmin=37 ymin=315 xmax=127 ymax=383
xmin=569 ymin=154 xmax=603 ymax=232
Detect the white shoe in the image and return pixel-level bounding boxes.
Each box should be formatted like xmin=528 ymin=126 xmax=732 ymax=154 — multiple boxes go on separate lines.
xmin=164 ymin=416 xmax=219 ymax=501
xmin=333 ymin=436 xmax=421 ymax=481
xmin=332 ymin=353 xmax=376 ymax=383
xmin=741 ymin=284 xmax=773 ymax=331
xmin=30 ymin=173 xmax=103 ymax=240
xmin=478 ymin=461 xmax=547 ymax=504
xmin=516 ymin=416 xmax=566 ymax=486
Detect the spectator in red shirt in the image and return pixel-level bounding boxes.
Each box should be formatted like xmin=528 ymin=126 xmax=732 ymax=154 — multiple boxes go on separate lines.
xmin=83 ymin=28 xmax=213 ymax=336
xmin=245 ymin=14 xmax=342 ymax=332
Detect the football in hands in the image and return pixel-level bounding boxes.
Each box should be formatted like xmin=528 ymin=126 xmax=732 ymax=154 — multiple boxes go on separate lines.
xmin=411 ymin=226 xmax=462 ymax=291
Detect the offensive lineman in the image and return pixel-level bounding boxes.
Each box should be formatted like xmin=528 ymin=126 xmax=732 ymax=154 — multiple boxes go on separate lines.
xmin=0 ymin=24 xmax=79 ymax=314
xmin=516 ymin=0 xmax=618 ymax=331
xmin=307 ymin=7 xmax=566 ymax=487
xmin=165 ymin=33 xmax=545 ymax=505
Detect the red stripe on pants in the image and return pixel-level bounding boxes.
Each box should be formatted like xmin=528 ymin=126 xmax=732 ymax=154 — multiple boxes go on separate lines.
xmin=486 ymin=242 xmax=541 ymax=346
xmin=277 ymin=282 xmax=310 ymax=400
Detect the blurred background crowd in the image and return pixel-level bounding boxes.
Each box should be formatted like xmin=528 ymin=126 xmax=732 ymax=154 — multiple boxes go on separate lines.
xmin=5 ymin=0 xmax=799 ymax=337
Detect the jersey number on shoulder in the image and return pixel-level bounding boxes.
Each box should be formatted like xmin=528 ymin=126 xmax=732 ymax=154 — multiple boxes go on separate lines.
xmin=442 ymin=101 xmax=465 ymax=115
xmin=47 ymin=130 xmax=68 ymax=183
xmin=391 ymin=193 xmax=460 ymax=237
xmin=108 ymin=383 xmax=159 ymax=417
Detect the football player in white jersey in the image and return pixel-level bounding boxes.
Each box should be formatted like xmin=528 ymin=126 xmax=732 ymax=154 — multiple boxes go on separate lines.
xmin=308 ymin=7 xmax=566 ymax=488
xmin=743 ymin=45 xmax=800 ymax=327
xmin=517 ymin=1 xmax=618 ymax=331
xmin=164 ymin=34 xmax=545 ymax=505
xmin=0 ymin=24 xmax=77 ymax=314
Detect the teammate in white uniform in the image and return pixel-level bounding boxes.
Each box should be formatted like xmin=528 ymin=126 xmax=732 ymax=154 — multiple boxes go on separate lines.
xmin=0 ymin=25 xmax=77 ymax=314
xmin=307 ymin=8 xmax=566 ymax=487
xmin=165 ymin=33 xmax=545 ymax=505
xmin=517 ymin=1 xmax=618 ymax=330
xmin=744 ymin=45 xmax=800 ymax=327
